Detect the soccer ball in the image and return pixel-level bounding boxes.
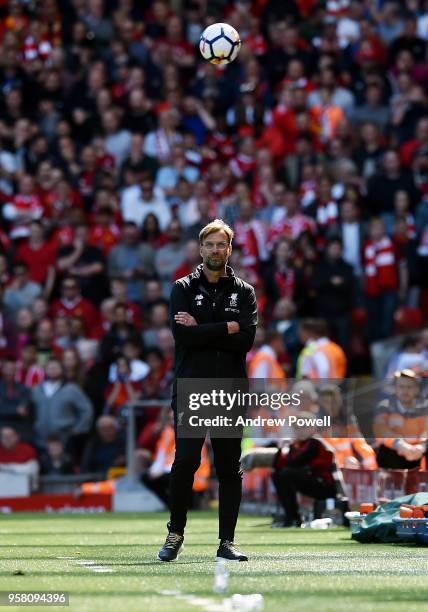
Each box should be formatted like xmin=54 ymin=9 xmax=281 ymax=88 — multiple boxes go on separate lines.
xmin=199 ymin=23 xmax=241 ymax=65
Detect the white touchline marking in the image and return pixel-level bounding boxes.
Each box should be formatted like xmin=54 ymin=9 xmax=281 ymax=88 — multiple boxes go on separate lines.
xmin=56 ymin=557 xmax=116 ymax=573
xmin=77 ymin=560 xmax=116 ymax=573
xmin=76 ymin=560 xmax=97 ymax=565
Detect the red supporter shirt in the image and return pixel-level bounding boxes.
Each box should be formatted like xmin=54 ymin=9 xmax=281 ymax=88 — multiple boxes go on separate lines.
xmin=205 ymin=132 xmax=235 ymax=160
xmin=50 ymin=297 xmax=100 ymax=334
xmin=233 ymin=220 xmax=267 ymax=270
xmin=267 ymin=214 xmax=316 ymax=248
xmin=43 ymin=189 xmax=83 ymax=219
xmin=97 ymin=154 xmax=116 ymax=172
xmin=89 ymin=224 xmax=121 ymax=257
xmin=363 ymin=237 xmax=398 ymax=296
xmin=400 ymin=139 xmax=419 ymax=168
xmin=244 ymin=33 xmax=267 ymax=57
xmin=229 ymin=153 xmax=256 ymax=179
xmin=15 ymin=241 xmax=57 ymax=284
xmin=52 ymin=227 xmax=74 ymax=248
xmin=105 ymin=381 xmax=142 ymax=413
xmin=209 ymin=178 xmax=235 ymax=202
xmin=11 ymin=193 xmax=44 ymax=218
xmin=0 ymin=442 xmax=37 ymax=464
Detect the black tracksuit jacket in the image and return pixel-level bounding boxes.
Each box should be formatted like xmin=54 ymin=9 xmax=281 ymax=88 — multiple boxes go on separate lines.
xmin=170 ymin=264 xmax=258 ymax=387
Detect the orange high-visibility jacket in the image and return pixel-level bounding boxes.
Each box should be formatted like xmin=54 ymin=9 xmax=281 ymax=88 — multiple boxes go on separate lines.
xmin=373 ymin=397 xmax=428 ymax=448
xmin=322 ymin=419 xmax=377 ymax=468
xmin=299 ymin=338 xmax=347 ymax=379
xmin=248 ymin=345 xmax=285 ymax=379
xmin=327 ymin=438 xmax=377 ymax=469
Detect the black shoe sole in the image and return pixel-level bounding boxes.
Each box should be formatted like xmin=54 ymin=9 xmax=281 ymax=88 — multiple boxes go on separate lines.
xmin=157 ymin=545 xmax=184 ymax=562
xmin=215 ymin=555 xmax=248 ymax=562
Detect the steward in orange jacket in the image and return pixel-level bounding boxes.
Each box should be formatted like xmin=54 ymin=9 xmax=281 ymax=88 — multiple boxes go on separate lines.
xmin=374 ymin=370 xmax=428 ymax=469
xmin=297 ymin=319 xmax=347 ymax=379
xmin=248 ymin=331 xmax=286 ymax=380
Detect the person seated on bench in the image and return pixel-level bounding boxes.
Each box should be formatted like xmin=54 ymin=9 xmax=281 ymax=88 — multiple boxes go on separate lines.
xmin=374 ymin=369 xmax=428 ymax=469
xmin=271 ymin=415 xmax=336 ymax=527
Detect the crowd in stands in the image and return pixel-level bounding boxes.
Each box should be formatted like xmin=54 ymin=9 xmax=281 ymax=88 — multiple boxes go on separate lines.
xmin=1 ymin=0 xmax=428 ymax=490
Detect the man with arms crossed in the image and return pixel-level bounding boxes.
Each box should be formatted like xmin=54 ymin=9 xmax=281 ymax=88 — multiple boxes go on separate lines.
xmin=158 ymin=219 xmax=257 ymax=562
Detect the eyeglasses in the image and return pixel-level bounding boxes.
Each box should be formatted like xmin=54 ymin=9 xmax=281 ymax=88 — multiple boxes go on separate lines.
xmin=202 ymin=242 xmax=229 ymax=251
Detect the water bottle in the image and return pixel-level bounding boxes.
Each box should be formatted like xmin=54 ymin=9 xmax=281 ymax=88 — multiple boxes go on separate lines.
xmin=213 ymin=559 xmax=229 ymax=594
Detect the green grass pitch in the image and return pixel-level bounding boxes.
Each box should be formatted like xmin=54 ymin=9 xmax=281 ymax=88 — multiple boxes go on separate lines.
xmin=1 ymin=511 xmax=428 ymax=611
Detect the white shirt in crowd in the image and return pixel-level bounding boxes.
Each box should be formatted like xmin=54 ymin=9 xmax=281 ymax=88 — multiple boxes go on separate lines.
xmin=120 ymin=185 xmax=172 ymax=230
xmin=342 ymin=222 xmax=362 ymax=275
xmin=42 ymin=381 xmax=62 ymax=398
xmin=0 ymin=151 xmax=17 ymax=195
xmin=105 ymin=130 xmax=132 ymax=166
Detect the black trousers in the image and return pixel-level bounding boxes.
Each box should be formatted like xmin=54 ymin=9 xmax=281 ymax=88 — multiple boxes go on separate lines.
xmin=168 ymin=413 xmax=242 ymax=540
xmin=272 ymin=467 xmax=336 ymax=524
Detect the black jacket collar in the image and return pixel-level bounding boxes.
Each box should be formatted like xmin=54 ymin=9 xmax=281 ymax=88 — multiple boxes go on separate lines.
xmin=190 ymin=263 xmax=235 ymax=288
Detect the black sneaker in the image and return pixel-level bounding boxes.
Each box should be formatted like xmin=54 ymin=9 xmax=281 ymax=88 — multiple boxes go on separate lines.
xmin=157 ymin=531 xmax=184 ymax=562
xmin=216 ymin=540 xmax=248 ymax=562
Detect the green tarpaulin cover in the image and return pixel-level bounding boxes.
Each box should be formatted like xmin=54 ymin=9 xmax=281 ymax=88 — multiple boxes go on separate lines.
xmin=353 ymin=493 xmax=428 ymax=543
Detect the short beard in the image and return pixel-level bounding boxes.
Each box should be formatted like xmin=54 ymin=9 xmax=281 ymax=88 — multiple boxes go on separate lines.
xmin=205 ymin=257 xmax=226 ymax=271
